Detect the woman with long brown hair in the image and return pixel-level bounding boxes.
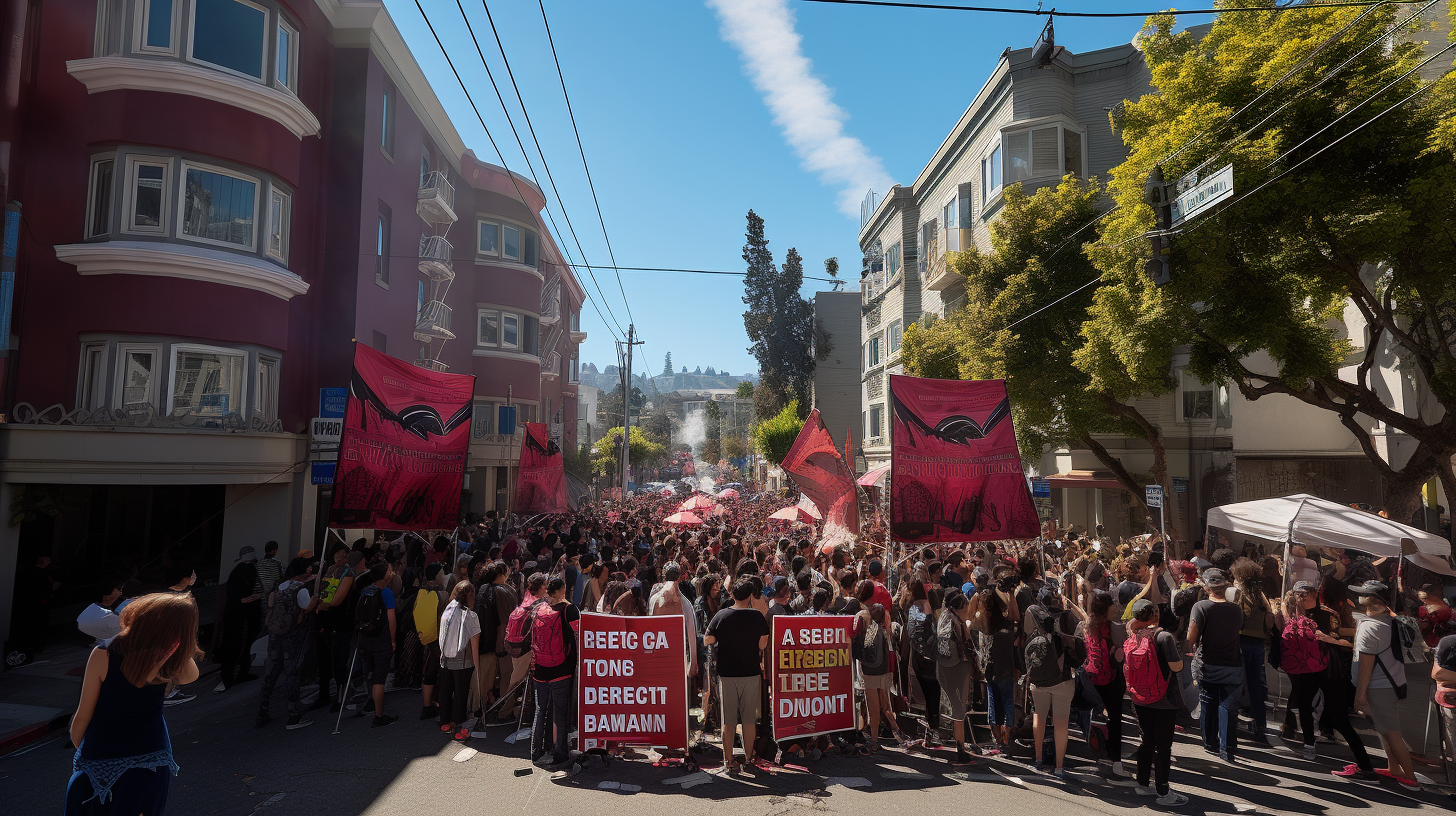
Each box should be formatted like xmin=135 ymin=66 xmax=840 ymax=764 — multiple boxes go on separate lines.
xmin=67 ymin=592 xmax=202 ymax=815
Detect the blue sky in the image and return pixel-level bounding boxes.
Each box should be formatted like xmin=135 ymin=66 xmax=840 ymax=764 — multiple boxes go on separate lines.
xmin=385 ymin=0 xmax=1163 ymax=377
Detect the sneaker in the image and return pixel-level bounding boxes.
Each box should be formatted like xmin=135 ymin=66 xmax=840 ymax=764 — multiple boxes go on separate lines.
xmin=1135 ymin=784 xmax=1157 ymax=796
xmin=370 ymin=714 xmax=398 ymax=728
xmin=285 ymin=714 xmax=313 ymax=731
xmin=1103 ymin=762 xmax=1137 ymax=786
xmin=1051 ymin=768 xmax=1066 ymax=780
xmin=420 ymin=705 xmax=438 ymax=720
xmin=1301 ymin=744 xmax=1317 ymax=761
xmin=254 ymin=712 xmax=272 ymax=729
xmin=1331 ymin=763 xmax=1379 ymax=781
xmin=453 ymin=728 xmax=471 ymax=742
xmin=1280 ymin=724 xmax=1297 ymax=740
xmin=1156 ymin=790 xmax=1189 ymax=806
xmin=163 ymin=692 xmax=195 ymax=706
xmin=213 ymin=681 xmax=227 ymax=693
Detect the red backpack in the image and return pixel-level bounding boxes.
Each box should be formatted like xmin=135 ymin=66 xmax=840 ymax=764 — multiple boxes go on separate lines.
xmin=504 ymin=598 xmax=546 ymax=658
xmin=1279 ymin=616 xmax=1327 ymax=675
xmin=1083 ymin=622 xmax=1116 ymax=686
xmin=1124 ymin=627 xmax=1170 ymax=706
xmin=531 ymin=604 xmax=568 ymax=669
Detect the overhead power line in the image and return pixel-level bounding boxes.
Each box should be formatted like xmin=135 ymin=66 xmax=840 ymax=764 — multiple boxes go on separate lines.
xmin=410 ymin=0 xmax=624 ymax=343
xmin=560 ymin=262 xmax=840 ymax=283
xmin=799 ymin=0 xmax=1388 ymax=17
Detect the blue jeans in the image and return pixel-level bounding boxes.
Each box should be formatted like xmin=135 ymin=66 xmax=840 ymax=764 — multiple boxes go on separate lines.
xmin=1239 ymin=641 xmax=1267 ymax=736
xmin=532 ymin=677 xmax=573 ymax=764
xmin=986 ymin=675 xmax=1015 ymax=727
xmin=1200 ymin=679 xmax=1240 ymax=756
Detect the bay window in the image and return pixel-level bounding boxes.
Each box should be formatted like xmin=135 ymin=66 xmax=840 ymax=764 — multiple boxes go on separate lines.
xmin=189 ymin=0 xmax=267 ymax=81
xmin=477 ymin=220 xmax=499 ymax=256
xmin=180 ymin=162 xmax=258 ymax=249
xmin=266 ymin=187 xmax=290 ymax=262
xmin=275 ymin=17 xmax=298 ymax=93
xmin=86 ymin=157 xmax=115 ymax=238
xmin=477 ymin=310 xmax=500 ymax=345
xmin=476 ymin=307 xmax=541 ymax=356
xmin=983 ymin=122 xmax=1086 ymax=209
xmin=503 ymin=224 xmax=520 ymax=261
xmin=124 ymin=156 xmax=171 ymax=234
xmin=139 ymin=0 xmax=177 ymax=53
xmin=502 ymin=313 xmax=519 ymax=349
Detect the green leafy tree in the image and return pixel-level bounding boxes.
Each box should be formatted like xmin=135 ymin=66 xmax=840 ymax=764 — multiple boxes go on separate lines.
xmin=565 ymin=443 xmax=593 ymax=481
xmin=903 ymin=178 xmax=1172 ymax=528
xmin=752 ymin=399 xmax=802 ymax=467
xmin=722 ymin=434 xmax=749 ymax=462
xmin=591 ymin=426 xmax=667 ymax=476
xmin=736 ymin=381 xmax=754 ymax=400
xmin=639 ymin=408 xmax=673 ymax=448
xmin=741 ymin=211 xmax=815 ymax=419
xmin=1086 ymin=7 xmax=1456 ymax=519
xmin=598 ymin=384 xmax=645 ymax=426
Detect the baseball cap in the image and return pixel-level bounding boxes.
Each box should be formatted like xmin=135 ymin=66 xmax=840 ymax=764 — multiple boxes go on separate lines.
xmin=1348 ymin=580 xmax=1388 ymax=597
xmin=1201 ymin=568 xmax=1230 ymax=588
xmin=962 ymin=581 xmax=977 ymax=597
xmin=1291 ymin=580 xmax=1318 ymax=594
xmin=236 ymin=545 xmax=256 ymax=562
xmin=1130 ymin=598 xmax=1157 ymax=622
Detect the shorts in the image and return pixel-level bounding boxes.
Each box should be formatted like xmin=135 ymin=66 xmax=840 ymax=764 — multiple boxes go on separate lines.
xmin=936 ymin=660 xmax=972 ymax=721
xmin=1030 ymin=678 xmax=1075 ymax=720
xmin=1363 ymin=687 xmax=1402 ymax=734
xmin=986 ymin=675 xmax=1015 ymax=727
xmin=421 ymin=641 xmax=440 ymax=686
xmin=358 ymin=648 xmax=392 ymax=687
xmin=863 ymin=671 xmax=892 ymax=691
xmin=719 ymin=674 xmax=760 ymax=735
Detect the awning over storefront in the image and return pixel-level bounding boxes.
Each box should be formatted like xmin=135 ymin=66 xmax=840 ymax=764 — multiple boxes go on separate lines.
xmin=1046 ymin=471 xmax=1124 ymax=491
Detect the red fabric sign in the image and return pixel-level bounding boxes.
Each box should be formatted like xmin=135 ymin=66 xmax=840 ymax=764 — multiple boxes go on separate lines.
xmin=514 ymin=422 xmax=569 ymax=513
xmin=577 ymin=612 xmax=688 ymax=750
xmin=889 ymin=375 xmax=1038 ymax=542
xmin=780 ymin=409 xmax=859 ymax=536
xmin=329 ymin=343 xmax=474 ymax=530
xmin=771 ymin=615 xmax=855 ymax=741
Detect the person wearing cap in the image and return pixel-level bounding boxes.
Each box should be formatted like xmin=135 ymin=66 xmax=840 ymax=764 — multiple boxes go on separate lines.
xmin=1348 ymin=580 xmax=1418 ymax=790
xmin=1187 ymin=568 xmax=1245 ymax=761
xmin=766 ymin=575 xmax=793 ymax=621
xmin=216 ymin=546 xmax=264 ymax=693
xmin=1125 ymin=598 xmax=1187 ymax=806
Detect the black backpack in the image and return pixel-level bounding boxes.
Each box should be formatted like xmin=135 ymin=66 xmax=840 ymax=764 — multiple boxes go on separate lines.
xmin=909 ymin=605 xmax=939 ymax=662
xmin=356 ymin=587 xmax=387 ymax=637
xmin=476 ymin=584 xmax=499 ymax=648
xmin=1024 ymin=608 xmax=1069 ymax=687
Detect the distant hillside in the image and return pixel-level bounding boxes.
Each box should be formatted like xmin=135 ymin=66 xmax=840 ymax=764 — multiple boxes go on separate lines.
xmin=579 ymin=363 xmax=758 ymax=394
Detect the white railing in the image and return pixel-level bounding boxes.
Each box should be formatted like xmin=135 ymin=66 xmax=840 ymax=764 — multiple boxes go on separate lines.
xmin=418 ymin=170 xmax=455 ymax=213
xmin=539 ymin=272 xmax=561 ymax=326
xmin=414 ymin=300 xmax=454 ymax=341
xmin=418 ymin=235 xmax=454 ymax=279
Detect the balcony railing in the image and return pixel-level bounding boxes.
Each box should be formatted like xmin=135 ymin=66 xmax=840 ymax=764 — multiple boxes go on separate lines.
xmin=418 ymin=235 xmax=454 ymax=281
xmin=417 ymin=170 xmax=457 ymax=225
xmin=540 ymin=350 xmax=560 ymax=379
xmin=539 ymin=272 xmax=561 ymax=326
xmin=413 ymin=300 xmax=455 ymax=342
xmin=414 ymin=357 xmax=449 ymax=372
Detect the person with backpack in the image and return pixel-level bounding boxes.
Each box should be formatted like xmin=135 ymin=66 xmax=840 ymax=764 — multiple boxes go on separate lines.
xmin=530 ymin=576 xmax=580 ymax=770
xmin=1124 ymin=598 xmax=1187 ymax=806
xmin=1024 ymin=585 xmax=1084 ymax=778
xmin=1186 ymin=568 xmax=1244 ymax=763
xmin=906 ymin=582 xmax=943 ymax=748
xmin=413 ymin=564 xmax=447 ymax=720
xmin=1280 ymin=582 xmax=1377 ymax=779
xmin=969 ymin=583 xmax=1018 ymax=756
xmin=1232 ymin=559 xmax=1274 ymax=747
xmin=437 ymin=581 xmax=481 ymax=740
xmin=934 ymin=590 xmax=976 ymax=766
xmin=256 ymin=558 xmax=317 ymax=730
xmin=504 ymin=573 xmax=549 ymax=700
xmin=311 ymin=548 xmax=363 ymax=714
xmin=353 ymin=563 xmax=398 ymax=728
xmin=853 ymin=603 xmax=901 ymax=752
xmin=477 ymin=562 xmax=519 ymax=724
xmin=1349 ymin=580 xmax=1418 ymax=790
xmin=1079 ymin=590 xmax=1133 ymax=783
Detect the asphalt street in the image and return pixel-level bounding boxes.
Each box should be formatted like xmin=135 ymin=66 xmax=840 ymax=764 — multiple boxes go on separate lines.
xmin=3 ymin=681 xmax=1453 ymax=816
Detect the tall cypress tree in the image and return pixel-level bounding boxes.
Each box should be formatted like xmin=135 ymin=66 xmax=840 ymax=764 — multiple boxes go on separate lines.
xmin=741 ymin=211 xmax=814 ymax=419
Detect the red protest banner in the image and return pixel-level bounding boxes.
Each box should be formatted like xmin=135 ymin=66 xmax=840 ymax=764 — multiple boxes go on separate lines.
xmin=771 ymin=615 xmax=855 ymax=742
xmin=577 ymin=612 xmax=688 ymax=750
xmin=329 ymin=343 xmax=474 ymax=530
xmin=780 ymin=409 xmax=860 ymax=536
xmin=515 ymin=422 xmax=569 ymax=513
xmin=889 ymin=374 xmax=1039 ymax=542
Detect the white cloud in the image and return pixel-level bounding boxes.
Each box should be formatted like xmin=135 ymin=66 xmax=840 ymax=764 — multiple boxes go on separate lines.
xmin=707 ymin=0 xmax=894 ymax=219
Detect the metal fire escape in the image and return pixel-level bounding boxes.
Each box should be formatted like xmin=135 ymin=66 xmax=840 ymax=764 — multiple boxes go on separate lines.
xmin=539 ymin=271 xmax=562 ymax=380
xmin=414 ymin=170 xmax=456 ymax=370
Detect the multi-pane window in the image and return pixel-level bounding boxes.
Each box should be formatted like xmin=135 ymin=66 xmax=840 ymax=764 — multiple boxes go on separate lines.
xmin=984 ymin=124 xmax=1085 ymax=208
xmin=885 ymin=243 xmax=901 ymax=279
xmin=265 ymin=187 xmax=290 ymax=262
xmin=181 ymin=163 xmax=258 ymax=249
xmin=477 ymin=310 xmax=500 ymax=345
xmin=190 ymin=0 xmax=268 ymax=80
xmin=116 ymin=344 xmax=160 ymax=409
xmin=171 ymin=345 xmax=246 ymax=421
xmin=477 ymin=308 xmax=541 ymax=355
xmin=867 ymin=404 xmax=883 ymax=439
xmin=87 ymin=158 xmax=115 ymax=238
xmin=127 ymin=159 xmax=169 ymax=233
xmin=477 ymin=220 xmax=499 ymax=255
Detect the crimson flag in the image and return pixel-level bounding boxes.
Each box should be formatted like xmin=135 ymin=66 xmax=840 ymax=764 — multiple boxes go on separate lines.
xmin=889 ymin=374 xmax=1038 ymax=542
xmin=329 ymin=343 xmax=474 ymax=530
xmin=515 ymin=422 xmax=569 ymax=513
xmin=780 ymin=409 xmax=859 ymax=535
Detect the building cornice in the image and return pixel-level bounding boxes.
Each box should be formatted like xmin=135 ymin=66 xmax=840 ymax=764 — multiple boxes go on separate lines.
xmin=66 ymin=57 xmax=321 ymax=140
xmin=54 ymin=241 xmax=310 ymax=301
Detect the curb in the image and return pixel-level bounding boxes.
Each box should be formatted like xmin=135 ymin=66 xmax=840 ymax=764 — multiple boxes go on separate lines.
xmin=0 ymin=712 xmax=70 ymax=756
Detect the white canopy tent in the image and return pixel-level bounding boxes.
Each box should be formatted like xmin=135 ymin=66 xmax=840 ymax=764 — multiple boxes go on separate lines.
xmin=1206 ymin=493 xmax=1455 ymax=576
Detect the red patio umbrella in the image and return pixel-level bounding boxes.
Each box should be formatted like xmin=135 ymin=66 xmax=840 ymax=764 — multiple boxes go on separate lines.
xmin=664 ymin=511 xmax=706 ymax=526
xmin=714 ymin=488 xmax=740 ymax=500
xmin=768 ymin=506 xmax=817 ymax=524
xmin=679 ymin=494 xmax=720 ymax=512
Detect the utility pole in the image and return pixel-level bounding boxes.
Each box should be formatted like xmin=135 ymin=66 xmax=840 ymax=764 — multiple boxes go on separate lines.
xmin=619 ymin=324 xmax=642 ymax=496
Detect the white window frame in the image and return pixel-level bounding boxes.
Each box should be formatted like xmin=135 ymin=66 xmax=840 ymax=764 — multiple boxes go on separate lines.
xmin=95 ymin=0 xmax=126 ymax=57
xmin=187 ymin=0 xmax=270 ymax=83
xmin=177 ymin=159 xmax=260 ymax=251
xmin=885 ymin=243 xmax=901 ymax=280
xmin=274 ymin=15 xmax=298 ymax=93
xmin=85 ymin=155 xmax=116 ymax=239
xmin=254 ymin=355 xmax=279 ymax=421
xmin=476 ymin=219 xmax=500 ymax=257
xmin=135 ymin=0 xmax=180 ymax=55
xmin=868 ymin=404 xmax=883 ymax=439
xmin=79 ymin=342 xmax=109 ymax=411
xmin=868 ymin=334 xmax=882 ymax=368
xmin=477 ymin=309 xmax=501 ymax=347
xmin=265 ymin=184 xmax=290 ymax=263
xmin=113 ymin=342 xmax=163 ymax=410
xmin=501 ymin=313 xmax=520 ymax=350
xmin=888 ymin=319 xmax=903 ymax=355
xmin=502 ymin=224 xmax=521 ymax=262
xmin=942 ymin=198 xmax=958 ymax=251
xmin=167 ymin=342 xmax=248 ymax=418
xmin=121 ymin=154 xmax=173 ymax=237
xmin=981 ymin=142 xmax=1002 ymax=206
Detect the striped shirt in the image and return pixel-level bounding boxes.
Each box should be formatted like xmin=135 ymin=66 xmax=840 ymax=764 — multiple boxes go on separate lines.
xmin=255 ymin=557 xmax=283 ymax=595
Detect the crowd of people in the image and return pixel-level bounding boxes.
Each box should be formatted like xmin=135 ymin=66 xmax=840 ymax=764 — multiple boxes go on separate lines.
xmin=63 ymin=489 xmax=1456 ymax=814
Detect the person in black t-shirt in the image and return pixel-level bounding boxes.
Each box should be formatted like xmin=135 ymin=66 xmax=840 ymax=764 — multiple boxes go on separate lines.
xmin=705 ymin=577 xmax=769 ymax=771
xmin=1187 ymin=569 xmax=1244 ymax=761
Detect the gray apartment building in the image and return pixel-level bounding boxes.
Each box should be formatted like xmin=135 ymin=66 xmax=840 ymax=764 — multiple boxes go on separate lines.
xmin=811 ymin=290 xmax=863 ymax=468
